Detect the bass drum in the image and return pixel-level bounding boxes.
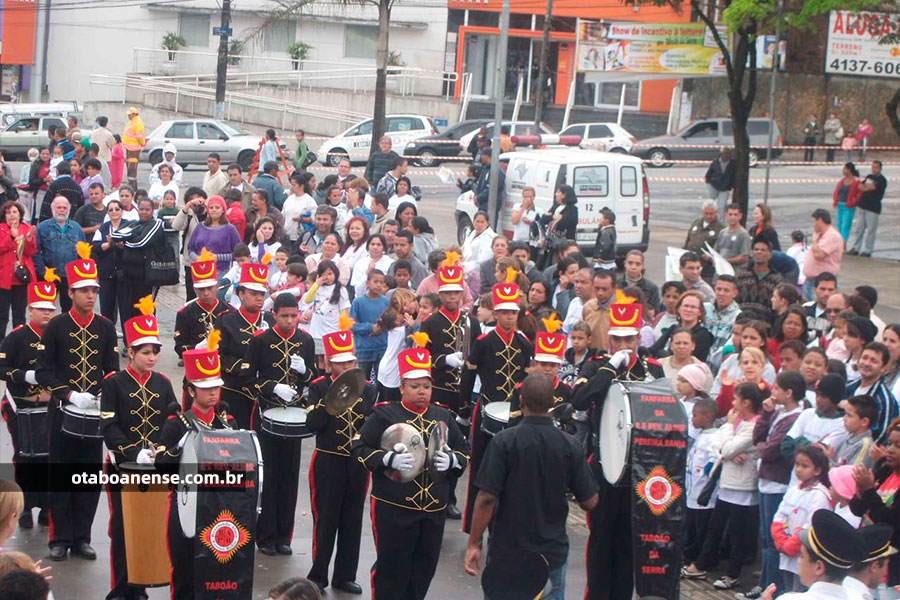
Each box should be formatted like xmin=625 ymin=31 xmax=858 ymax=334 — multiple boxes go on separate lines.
xmin=598 ymin=382 xmax=633 ymax=485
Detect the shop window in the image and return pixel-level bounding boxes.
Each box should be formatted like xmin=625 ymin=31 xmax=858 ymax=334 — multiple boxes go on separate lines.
xmin=179 ymin=13 xmax=210 ymax=48
xmin=596 ymin=82 xmax=639 ymax=108
xmin=345 ymin=25 xmax=377 ymax=59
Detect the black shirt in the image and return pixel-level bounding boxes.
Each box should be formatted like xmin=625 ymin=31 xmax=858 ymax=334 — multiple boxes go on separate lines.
xmin=858 ymin=173 xmax=887 ymax=214
xmin=74 ymin=203 xmax=106 ymax=231
xmin=475 ymin=415 xmax=598 ymax=568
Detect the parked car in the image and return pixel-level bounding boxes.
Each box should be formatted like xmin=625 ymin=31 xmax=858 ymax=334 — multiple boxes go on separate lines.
xmin=403 ymin=119 xmax=490 ymax=166
xmin=557 ymin=122 xmax=636 ymax=153
xmin=0 ymin=115 xmax=67 ymax=159
xmin=457 ymin=121 xmax=555 ymax=155
xmin=316 ymin=115 xmax=438 ymax=167
xmin=0 ymin=102 xmax=81 ymax=127
xmin=455 ymin=148 xmax=649 ymax=257
xmin=635 ymin=118 xmax=783 ymax=167
xmin=140 ymin=119 xmax=282 ymax=170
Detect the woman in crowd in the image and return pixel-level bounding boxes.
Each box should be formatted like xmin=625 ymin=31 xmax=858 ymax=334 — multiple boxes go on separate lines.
xmin=341 ymin=216 xmax=370 ymax=272
xmin=113 ymin=184 xmax=139 ymax=221
xmin=315 ymin=174 xmax=338 ymax=205
xmin=461 ymin=211 xmax=497 ymax=268
xmin=186 ymin=196 xmax=242 ymax=276
xmin=843 ymin=315 xmax=877 ymax=385
xmin=769 ymin=282 xmax=801 ymax=336
xmin=883 ymin=324 xmax=900 ymax=398
xmin=395 ymin=201 xmax=417 ymax=231
xmin=248 ymin=217 xmax=282 ymax=263
xmin=110 ymin=134 xmax=125 ymax=189
xmin=305 ymin=232 xmax=350 ymax=286
xmin=351 ymin=234 xmax=393 ymax=297
xmin=650 ymin=290 xmax=714 ymax=362
xmin=832 ymin=162 xmax=862 ymax=241
xmin=653 ymin=281 xmax=686 ymax=338
xmin=658 ymin=327 xmax=711 ymax=390
xmin=0 ymin=202 xmax=36 ymax=341
xmin=511 ymin=187 xmax=537 ymax=243
xmin=747 ymin=203 xmax=780 ymax=251
xmin=541 ymin=184 xmax=579 ymax=241
xmin=767 ymin=305 xmax=810 ymax=370
xmin=69 ymin=157 xmax=83 ymax=184
xmin=93 ymin=200 xmax=129 ymax=336
xmin=25 ymin=147 xmax=51 ymax=225
xmin=714 ymin=346 xmax=770 ymax=418
xmin=148 ymin=164 xmax=179 ymax=208
xmin=711 ymin=319 xmax=777 ymax=397
xmin=388 ymin=176 xmax=416 ymax=211
xmin=246 ymin=190 xmax=285 ymax=242
xmin=410 ymin=216 xmax=437 ymax=265
xmin=281 ymin=172 xmax=318 ymax=248
xmin=111 ymin=198 xmax=166 ymax=316
xmin=345 ymin=177 xmax=372 ymax=223
xmin=525 ymin=279 xmax=554 ymax=324
xmin=550 ymin=255 xmax=581 ymax=320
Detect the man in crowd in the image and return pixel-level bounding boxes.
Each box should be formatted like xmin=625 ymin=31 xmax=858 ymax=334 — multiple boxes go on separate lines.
xmin=73 ymin=183 xmax=106 ymax=238
xmin=475 ymin=150 xmax=505 ymax=219
xmin=563 ymin=268 xmax=595 ymax=334
xmin=714 ymin=203 xmax=752 ymax=272
xmin=337 ymin=158 xmax=357 ymax=189
xmin=818 ymin=292 xmax=848 ymax=352
xmin=704 ymin=148 xmax=735 ymax=215
xmin=376 ymin=156 xmax=408 ymax=198
xmin=202 ymin=152 xmax=228 ymax=198
xmin=617 ymin=250 xmax=660 ymax=312
xmin=845 ymin=342 xmax=900 ymax=445
xmin=299 ymin=205 xmax=339 ymax=256
xmin=679 ymin=251 xmax=715 ymax=304
xmin=221 ymin=163 xmax=256 ymax=213
xmin=735 ymin=236 xmax=783 ymax=322
xmin=849 ymin=160 xmax=887 ymax=258
xmin=803 ymin=272 xmax=837 ymax=342
xmin=121 ymin=107 xmax=145 ymax=188
xmin=43 ymin=161 xmax=82 ymax=218
xmin=388 ymin=230 xmax=429 ymax=288
xmin=581 ymin=270 xmax=616 ymax=352
xmin=803 ymin=209 xmax=843 ymax=300
xmin=254 ymin=161 xmax=287 ymax=210
xmin=853 ymin=286 xmax=885 ymax=339
xmin=34 ymin=197 xmax=87 ymax=312
xmin=704 ymin=274 xmax=740 ymax=371
xmin=89 ymin=116 xmax=116 ymax=165
xmin=542 ymin=240 xmax=579 ymax=285
xmin=684 ymin=200 xmax=723 ymax=284
xmin=364 ymin=136 xmax=400 ymax=187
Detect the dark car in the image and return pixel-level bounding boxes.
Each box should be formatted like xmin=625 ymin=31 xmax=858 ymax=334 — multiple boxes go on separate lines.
xmin=635 ymin=118 xmax=783 ymax=168
xmin=402 ymin=119 xmax=490 ymax=167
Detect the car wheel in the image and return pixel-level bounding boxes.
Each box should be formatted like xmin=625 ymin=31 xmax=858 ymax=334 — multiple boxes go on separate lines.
xmin=149 ymin=150 xmax=163 ymax=166
xmin=609 ymin=147 xmax=627 ymax=154
xmin=238 ymin=150 xmax=256 ymax=171
xmin=457 ymin=214 xmax=473 ymax=246
xmin=417 ymin=149 xmax=438 ymax=167
xmin=748 ymin=150 xmax=759 ymax=167
xmin=327 ymin=149 xmax=347 ymax=168
xmin=648 ymin=148 xmax=670 ymax=168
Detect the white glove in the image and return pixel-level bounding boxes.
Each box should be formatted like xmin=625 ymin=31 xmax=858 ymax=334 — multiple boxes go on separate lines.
xmin=136 ymin=448 xmax=155 ymax=465
xmin=433 ymin=450 xmax=453 ymax=472
xmin=382 ymin=443 xmax=415 ymax=471
xmin=69 ymin=391 xmax=95 ymax=409
xmin=289 ymin=354 xmax=307 ymax=375
xmin=445 ymin=352 xmax=464 ymax=369
xmin=273 ymin=384 xmax=294 ymax=402
xmin=194 ymin=338 xmax=207 ymax=350
xmin=608 ymin=349 xmax=633 ymax=370
xmin=24 ymin=370 xmax=38 ymax=385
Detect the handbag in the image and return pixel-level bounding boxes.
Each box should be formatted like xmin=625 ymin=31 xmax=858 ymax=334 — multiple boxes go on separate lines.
xmin=13 ymin=238 xmax=31 ymax=284
xmin=144 ymin=240 xmax=179 ymax=286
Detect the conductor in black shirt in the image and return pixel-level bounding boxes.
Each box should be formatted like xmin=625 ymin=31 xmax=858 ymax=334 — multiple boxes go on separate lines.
xmin=464 ymin=373 xmax=598 ymax=600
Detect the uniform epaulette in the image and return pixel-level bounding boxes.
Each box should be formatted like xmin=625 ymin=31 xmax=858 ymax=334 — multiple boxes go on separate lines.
xmin=514 ymin=382 xmax=523 ymax=390
xmin=312 ymin=375 xmax=326 ymax=384
xmin=103 ymin=371 xmax=117 ymax=379
xmin=374 ymin=401 xmax=391 ymax=408
xmin=167 ymin=414 xmax=178 ymax=420
xmin=477 ymin=333 xmax=489 ymax=340
xmin=421 ymin=312 xmax=434 ymax=323
xmin=158 ymin=371 xmax=170 ymax=380
xmin=588 ymin=355 xmax=607 ymax=362
xmin=646 ymin=357 xmax=661 ymax=366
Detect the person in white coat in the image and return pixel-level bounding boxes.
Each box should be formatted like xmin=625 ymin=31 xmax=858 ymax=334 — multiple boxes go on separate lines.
xmin=350 ymin=234 xmax=393 ymax=297
xmin=461 ymin=210 xmax=497 ymax=268
xmin=148 ymin=142 xmax=184 ymax=186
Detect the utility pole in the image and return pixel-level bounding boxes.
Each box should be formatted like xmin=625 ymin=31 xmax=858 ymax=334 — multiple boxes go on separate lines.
xmin=488 ymin=0 xmax=510 ymax=228
xmin=214 ymin=0 xmax=232 ymax=120
xmin=533 ymin=0 xmax=553 ymax=128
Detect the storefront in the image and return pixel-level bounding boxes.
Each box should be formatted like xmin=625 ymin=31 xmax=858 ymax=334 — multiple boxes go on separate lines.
xmin=0 ymin=0 xmax=38 ymax=101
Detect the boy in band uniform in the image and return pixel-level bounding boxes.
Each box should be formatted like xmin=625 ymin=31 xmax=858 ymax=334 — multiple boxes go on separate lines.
xmin=509 ymin=314 xmax=572 ymax=428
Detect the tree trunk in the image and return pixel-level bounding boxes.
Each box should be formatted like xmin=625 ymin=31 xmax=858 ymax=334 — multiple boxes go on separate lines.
xmin=887 ymin=86 xmax=900 ymax=139
xmin=727 ymin=25 xmax=757 ymax=225
xmin=370 ymin=0 xmax=391 ymax=152
xmin=533 ymin=0 xmax=553 ymax=127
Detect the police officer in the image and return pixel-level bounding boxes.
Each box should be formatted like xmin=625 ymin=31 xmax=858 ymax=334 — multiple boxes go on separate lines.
xmin=305 ymin=326 xmax=377 ymax=593
xmin=243 ymin=292 xmax=316 ymax=555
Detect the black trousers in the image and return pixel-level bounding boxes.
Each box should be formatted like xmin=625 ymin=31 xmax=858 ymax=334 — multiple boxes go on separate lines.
xmin=221 ymin=388 xmax=254 ymax=431
xmin=105 ymin=461 xmax=147 ymax=600
xmin=432 ymin=388 xmax=462 ymax=507
xmin=55 ymin=278 xmax=72 ymax=313
xmin=0 ymin=399 xmax=48 ymax=511
xmin=584 ymin=458 xmax=633 ymax=600
xmin=307 ymin=449 xmax=369 ymax=585
xmin=684 ymin=507 xmax=713 ymax=563
xmin=696 ymin=498 xmax=759 ymax=580
xmin=463 ymin=397 xmax=492 ymax=533
xmin=256 ymin=428 xmax=302 ymax=547
xmin=370 ymin=500 xmax=445 ymax=600
xmin=115 ymin=278 xmax=133 ymax=338
xmin=182 ymin=266 xmax=196 ymax=302
xmin=166 ymin=492 xmax=194 ymax=599
xmin=48 ymin=409 xmax=102 ymax=549
xmin=0 ymin=284 xmax=27 ymax=340
xmin=803 ymin=137 xmax=816 ymax=162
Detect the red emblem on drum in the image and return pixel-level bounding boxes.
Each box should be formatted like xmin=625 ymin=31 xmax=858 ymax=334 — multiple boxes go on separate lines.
xmin=635 ymin=466 xmax=682 ymax=516
xmin=199 ymin=510 xmax=251 ymax=563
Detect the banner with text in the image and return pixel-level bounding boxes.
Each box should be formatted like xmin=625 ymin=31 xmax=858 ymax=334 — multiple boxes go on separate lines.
xmin=825 ymin=10 xmax=900 ymax=78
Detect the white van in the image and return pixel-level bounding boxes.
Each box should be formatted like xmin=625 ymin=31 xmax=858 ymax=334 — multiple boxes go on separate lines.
xmin=454 ymin=148 xmax=650 ymax=257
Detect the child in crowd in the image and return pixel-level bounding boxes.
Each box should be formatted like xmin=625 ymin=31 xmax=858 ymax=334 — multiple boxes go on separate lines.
xmin=157 ymin=189 xmax=180 ymax=266
xmin=826 ymin=464 xmax=862 ymax=527
xmin=800 ymin=347 xmax=828 ymax=406
xmin=777 ymin=340 xmax=806 ymax=373
xmin=386 ymin=260 xmax=414 ymax=301
xmin=375 ymin=288 xmax=418 ymax=402
xmin=559 ymin=320 xmax=596 ymax=451
xmin=652 ymin=281 xmax=685 ymax=338
xmin=456 ymin=165 xmax=477 ymax=194
xmin=349 ymin=270 xmax=389 ymax=380
xmin=592 ymin=207 xmax=617 ymax=271
xmin=785 ymin=230 xmax=808 ymax=286
xmin=714 ymin=347 xmax=770 ymax=418
xmin=749 ymin=370 xmax=806 ymax=598
xmin=824 ymin=310 xmax=851 ymax=361
xmin=770 ymin=445 xmax=832 ymax=592
xmin=48 ymin=144 xmax=64 ymax=179
xmin=268 ymin=247 xmax=291 ymax=291
xmin=301 ymin=260 xmax=351 ymax=367
xmin=222 ymin=243 xmax=253 ymax=308
xmin=830 ymin=394 xmax=876 ymax=468
xmin=476 ymin=292 xmax=495 ymax=331
xmin=249 ymin=217 xmax=282 ymax=263
xmin=684 ymin=398 xmax=719 ymax=566
xmin=782 ymin=373 xmax=848 ymax=460
xmin=676 ymin=363 xmax=712 ymax=441
xmin=262 ymin=263 xmax=308 ymax=313
xmin=683 ymin=382 xmax=765 ymax=590
xmin=417 ymin=293 xmax=440 ymax=324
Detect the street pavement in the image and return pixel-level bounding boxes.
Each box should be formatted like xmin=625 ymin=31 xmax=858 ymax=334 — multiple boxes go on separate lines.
xmin=0 ymin=157 xmax=897 ymax=599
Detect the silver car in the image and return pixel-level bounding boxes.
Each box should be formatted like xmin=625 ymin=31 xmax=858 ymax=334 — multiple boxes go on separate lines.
xmin=140 ymin=119 xmax=279 ymax=170
xmin=0 ymin=115 xmax=67 ymax=160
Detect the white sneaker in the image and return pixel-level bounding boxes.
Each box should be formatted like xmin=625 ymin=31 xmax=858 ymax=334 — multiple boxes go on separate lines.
xmin=714 ymin=576 xmax=739 ymax=590
xmin=736 ymin=586 xmax=763 ymax=600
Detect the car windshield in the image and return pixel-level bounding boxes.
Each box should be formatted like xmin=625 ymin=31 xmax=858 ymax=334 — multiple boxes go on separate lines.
xmin=216 ymin=121 xmax=245 ymax=136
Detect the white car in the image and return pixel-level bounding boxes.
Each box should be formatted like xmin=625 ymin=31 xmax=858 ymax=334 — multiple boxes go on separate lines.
xmin=557 ymin=122 xmax=636 ymax=153
xmin=316 ymin=115 xmax=438 ymax=166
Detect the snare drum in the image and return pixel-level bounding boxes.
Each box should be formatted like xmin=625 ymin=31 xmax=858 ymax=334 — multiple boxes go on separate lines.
xmin=16 ymin=405 xmax=50 ymax=457
xmin=598 ymin=383 xmax=633 ymax=484
xmin=260 ymin=406 xmax=312 ymax=439
xmin=61 ymin=404 xmax=103 ymax=439
xmin=480 ymin=402 xmax=510 ymax=437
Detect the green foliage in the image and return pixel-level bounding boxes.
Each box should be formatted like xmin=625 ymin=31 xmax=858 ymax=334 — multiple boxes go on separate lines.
xmin=228 ymin=40 xmax=244 ymax=66
xmin=288 ymin=41 xmax=312 ymax=60
xmin=161 ymin=32 xmax=186 ymax=51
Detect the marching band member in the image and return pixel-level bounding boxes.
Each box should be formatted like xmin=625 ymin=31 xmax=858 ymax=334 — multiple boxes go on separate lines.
xmin=460 ymin=273 xmax=533 ymax=532
xmin=156 ymin=334 xmax=237 ymax=600
xmin=420 ymin=252 xmax=479 ymax=520
xmin=305 ymin=316 xmax=377 ymax=593
xmin=100 ymin=296 xmax=177 ymax=600
xmin=509 ymin=314 xmax=572 ymax=428
xmin=571 ymin=297 xmax=665 ymax=600
xmin=37 ymin=242 xmax=119 ymax=562
xmin=243 ymin=292 xmax=317 ymax=556
xmin=217 ymin=260 xmax=273 ymax=430
xmin=0 ymin=275 xmax=59 ymax=528
xmin=352 ymin=335 xmax=469 ymax=600
xmin=174 ymin=248 xmax=231 ymax=407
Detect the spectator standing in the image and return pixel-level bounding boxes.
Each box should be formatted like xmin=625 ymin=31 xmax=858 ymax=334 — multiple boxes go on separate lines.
xmin=293 ymin=129 xmax=309 ymax=170
xmin=246 ymin=190 xmax=285 ymax=242
xmin=650 ymin=290 xmax=714 ymax=361
xmin=171 ymin=187 xmax=207 ymax=301
xmin=618 ymin=250 xmax=660 ymax=312
xmin=345 ymin=178 xmax=374 ymax=225
xmin=147 ymin=164 xmax=179 ymax=208
xmin=705 ymin=148 xmax=735 ymax=214
xmin=89 ymin=116 xmax=116 ymax=165
xmin=802 ymin=209 xmax=843 ymax=300
xmin=802 ymin=272 xmax=837 ymax=342
xmin=92 ymin=200 xmax=129 ymax=336
xmin=736 ymin=236 xmax=784 ymax=322
xmin=305 ymin=232 xmax=351 ymax=286
xmin=202 ymin=153 xmax=228 ymax=198
xmin=259 ymin=129 xmax=279 ymax=167
xmin=220 ymin=164 xmax=256 ymax=214
xmin=254 ymin=161 xmax=287 ymax=211
xmin=684 ymin=200 xmax=724 ymax=283
xmin=109 ymin=134 xmax=124 ymax=189
xmin=511 ymin=187 xmax=537 ymax=243
xmin=841 ymin=132 xmax=857 ymax=163
xmin=801 ymin=114 xmax=818 ymax=162
xmin=855 ymin=118 xmax=873 ymax=161
xmin=592 ymin=208 xmax=617 ymax=271
xmin=0 ymin=202 xmax=36 ymax=339
xmin=679 ymin=252 xmax=716 ymax=304
xmin=562 ymin=268 xmax=595 ymax=334
xmin=848 ymin=161 xmax=887 ymax=258
xmin=474 ymin=150 xmax=506 ymax=220
xmin=375 ymin=156 xmax=407 ymax=199
xmin=715 ymin=203 xmax=752 ymax=272
xmin=24 ymin=147 xmax=51 ymax=225
xmin=747 ymin=203 xmax=780 ymax=252
xmin=33 ymin=196 xmax=86 ymax=311
xmin=78 ymin=160 xmax=104 ymax=204
xmin=350 ymin=234 xmax=393 ymax=297
xmin=705 ymin=274 xmax=741 ymax=371
xmin=186 ymin=195 xmax=242 ymax=276
xmin=341 ymin=216 xmax=370 ymax=272
xmin=299 ymin=205 xmax=339 ymax=257
xmin=41 ymin=161 xmax=81 ymax=221
xmin=845 ymin=342 xmax=900 ymax=445
xmin=87 ymin=145 xmax=112 ymax=190
xmin=823 ymin=112 xmax=843 ymax=163
xmin=581 ymin=270 xmax=616 ymax=351
xmin=833 ymin=162 xmax=862 ymax=241
xmin=364 ymin=136 xmax=400 ymax=188
xmin=73 ymin=183 xmax=107 ymax=239
xmin=282 ymin=172 xmax=318 ymax=247
xmin=541 ymin=185 xmax=578 ymax=242
xmin=349 ymin=270 xmax=388 ymax=378
xmin=110 ymin=198 xmax=166 ymax=313
xmin=336 ymin=158 xmax=357 ymax=190
xmin=461 ymin=211 xmax=498 ymax=267
xmin=386 ymin=177 xmax=416 ymax=213
xmin=477 ymin=235 xmax=509 ymax=294
xmin=121 ymin=107 xmax=145 ymax=188
xmin=387 ymin=230 xmax=428 ymax=288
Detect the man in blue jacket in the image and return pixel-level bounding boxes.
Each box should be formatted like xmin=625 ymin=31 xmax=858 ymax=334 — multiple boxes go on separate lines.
xmin=253 ymin=161 xmax=287 ymax=210
xmin=34 ymin=195 xmax=86 ymax=312
xmin=475 ymin=149 xmax=505 ymax=224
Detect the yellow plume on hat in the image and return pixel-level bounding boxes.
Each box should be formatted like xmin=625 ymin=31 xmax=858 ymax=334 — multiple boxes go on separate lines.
xmin=206 ymin=329 xmax=221 ymax=351
xmin=505 ymin=267 xmax=518 ymax=283
xmin=44 ymin=268 xmax=60 ymax=283
xmin=338 ymin=313 xmax=355 ymax=331
xmin=198 ymin=247 xmax=215 ymax=262
xmin=133 ymin=295 xmax=156 ymax=316
xmin=261 ymin=253 xmax=272 ymax=265
xmin=76 ymin=241 xmax=92 ymax=261
xmin=441 ymin=251 xmax=461 ymax=267
xmin=614 ymin=288 xmax=636 ymax=304
xmin=408 ymin=331 xmax=431 ymax=348
xmin=542 ymin=312 xmax=562 ymax=333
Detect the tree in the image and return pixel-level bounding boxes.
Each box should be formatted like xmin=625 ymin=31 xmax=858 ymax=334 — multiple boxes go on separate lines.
xmin=630 ymin=0 xmax=883 ymax=218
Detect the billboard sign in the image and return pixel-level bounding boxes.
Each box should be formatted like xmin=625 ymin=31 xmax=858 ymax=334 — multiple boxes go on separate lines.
xmin=825 ymin=10 xmax=900 ymax=78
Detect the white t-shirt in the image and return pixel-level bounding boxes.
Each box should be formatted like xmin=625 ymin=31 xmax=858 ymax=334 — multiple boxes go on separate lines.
xmin=281 ymin=193 xmax=317 ymax=241
xmin=302 ymin=284 xmax=351 ymax=341
xmin=342 ymin=243 xmax=368 ymax=272
xmin=511 ymin=203 xmax=537 ymax=241
xmin=686 ymin=428 xmax=717 ymax=509
xmin=388 ymin=194 xmax=418 ymax=213
xmin=787 ymin=408 xmax=848 ymax=449
xmin=377 ymin=326 xmax=407 ymax=388
xmin=148 ymin=180 xmax=180 ymax=204
xmin=351 ymin=253 xmax=395 ymax=297
xmin=773 ymin=481 xmax=832 ymax=574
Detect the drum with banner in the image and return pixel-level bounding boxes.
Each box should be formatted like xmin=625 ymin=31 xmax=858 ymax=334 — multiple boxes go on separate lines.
xmin=177 ymin=428 xmax=263 ymax=600
xmin=598 ymin=378 xmax=688 ymax=600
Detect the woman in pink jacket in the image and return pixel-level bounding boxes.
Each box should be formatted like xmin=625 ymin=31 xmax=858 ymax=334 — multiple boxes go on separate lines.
xmin=0 ymin=201 xmax=37 ymax=341
xmin=109 ymin=134 xmax=125 ymax=189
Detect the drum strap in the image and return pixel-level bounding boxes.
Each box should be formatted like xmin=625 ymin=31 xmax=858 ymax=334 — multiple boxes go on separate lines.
xmin=4 ymin=389 xmax=17 ymax=414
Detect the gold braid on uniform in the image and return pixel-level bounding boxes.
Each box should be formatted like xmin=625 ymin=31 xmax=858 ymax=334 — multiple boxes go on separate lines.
xmin=333 ymin=398 xmax=365 ymax=456
xmin=68 ymin=325 xmax=99 ymax=392
xmin=495 ymin=340 xmax=522 ymax=401
xmin=441 ymin=320 xmax=461 ymax=392
xmin=118 ymin=375 xmax=163 ymax=455
xmin=404 ymin=412 xmax=441 ymax=511
xmin=270 ymin=337 xmax=303 ymax=383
